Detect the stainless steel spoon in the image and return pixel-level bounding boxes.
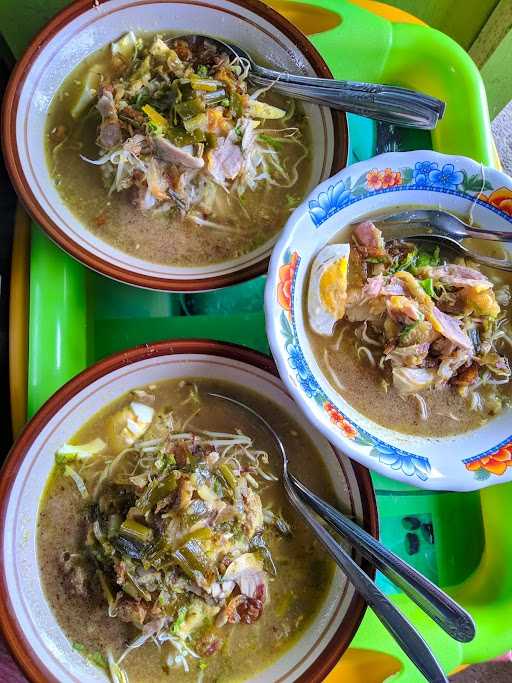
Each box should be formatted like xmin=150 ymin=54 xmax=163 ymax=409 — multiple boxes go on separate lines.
xmin=209 ymin=393 xmax=474 ymax=681
xmin=177 ymin=35 xmax=445 ymax=130
xmin=377 ymin=210 xmax=512 ymax=271
xmin=380 ymin=209 xmax=512 ymax=242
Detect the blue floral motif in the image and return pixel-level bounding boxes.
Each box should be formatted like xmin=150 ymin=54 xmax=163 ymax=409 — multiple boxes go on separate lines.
xmin=370 ymin=448 xmax=431 ymax=481
xmin=287 ymin=343 xmax=320 ymax=398
xmin=281 ymin=254 xmax=432 ymax=481
xmin=278 ymin=155 xmax=512 ymax=485
xmin=427 ymin=163 xmax=464 ymax=191
xmin=413 ymin=161 xmax=438 ymax=187
xmin=308 ymin=179 xmax=351 ymax=226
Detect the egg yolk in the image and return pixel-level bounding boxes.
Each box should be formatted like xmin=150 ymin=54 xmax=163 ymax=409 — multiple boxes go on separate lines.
xmin=319 ymin=258 xmax=348 ymax=318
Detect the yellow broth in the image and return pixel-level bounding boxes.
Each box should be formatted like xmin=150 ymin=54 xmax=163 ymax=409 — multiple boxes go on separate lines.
xmin=309 ymin=229 xmax=512 ymax=437
xmin=37 ymin=378 xmax=335 ymax=682
xmin=45 ymin=33 xmax=312 ymax=267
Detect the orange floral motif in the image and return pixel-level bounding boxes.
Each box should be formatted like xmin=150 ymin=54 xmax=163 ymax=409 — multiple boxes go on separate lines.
xmin=465 ymin=443 xmax=512 ymax=476
xmin=277 ymin=251 xmax=299 ymax=311
xmin=366 ymin=168 xmax=383 ymax=190
xmin=366 ymin=168 xmax=402 ymax=191
xmin=382 ymin=167 xmax=402 ymax=189
xmin=478 ymin=187 xmax=512 ymax=217
xmin=324 ymin=402 xmax=358 ymax=439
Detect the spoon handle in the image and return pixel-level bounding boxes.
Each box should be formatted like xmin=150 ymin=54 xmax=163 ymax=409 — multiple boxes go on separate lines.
xmin=381 ymin=210 xmax=512 ymax=242
xmin=252 ymin=65 xmax=444 ymax=111
xmin=289 ymin=474 xmax=475 ymax=643
xmin=250 ymin=71 xmax=443 ymax=130
xmin=283 ymin=477 xmax=448 ymax=682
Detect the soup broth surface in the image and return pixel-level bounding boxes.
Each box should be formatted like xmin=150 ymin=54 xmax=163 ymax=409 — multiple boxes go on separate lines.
xmin=308 ymin=219 xmax=512 ymax=437
xmin=45 ymin=32 xmax=312 ymax=267
xmin=38 ymin=378 xmax=336 ymax=682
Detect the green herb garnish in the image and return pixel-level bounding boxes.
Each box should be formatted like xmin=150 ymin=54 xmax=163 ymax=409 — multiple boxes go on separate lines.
xmin=419 ymin=278 xmax=435 ymax=297
xmin=259 ymin=133 xmax=283 ymax=150
xmin=72 ymin=642 xmax=108 ymax=671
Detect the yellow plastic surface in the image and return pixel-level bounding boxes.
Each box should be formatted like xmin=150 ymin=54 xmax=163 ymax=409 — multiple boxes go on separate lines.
xmin=324 ymin=648 xmax=402 ymax=682
xmin=348 ymin=0 xmax=425 ymax=25
xmin=268 ymin=0 xmax=424 ymax=35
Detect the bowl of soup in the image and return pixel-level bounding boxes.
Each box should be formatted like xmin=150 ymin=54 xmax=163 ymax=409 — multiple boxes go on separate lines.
xmin=0 ymin=340 xmax=376 ymax=683
xmin=265 ymin=151 xmax=512 ymax=491
xmin=2 ymin=0 xmax=346 ymax=291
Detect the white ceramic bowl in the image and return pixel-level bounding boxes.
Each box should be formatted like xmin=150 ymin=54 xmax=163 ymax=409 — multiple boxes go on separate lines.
xmin=2 ymin=0 xmax=346 ymax=291
xmin=265 ymin=151 xmax=512 ymax=491
xmin=0 ymin=341 xmax=376 ymax=683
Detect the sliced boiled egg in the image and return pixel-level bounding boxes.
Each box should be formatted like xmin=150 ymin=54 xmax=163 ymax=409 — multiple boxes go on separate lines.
xmin=308 ymin=244 xmax=350 ymax=336
xmin=108 ymin=401 xmax=155 ymax=450
xmin=122 ymin=402 xmax=155 ymax=444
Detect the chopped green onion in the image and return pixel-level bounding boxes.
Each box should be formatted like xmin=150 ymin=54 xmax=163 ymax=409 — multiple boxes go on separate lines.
xmin=72 ymin=642 xmax=108 ymax=671
xmin=171 ymin=606 xmax=188 ymax=635
xmin=219 ymin=463 xmax=237 ymax=490
xmin=399 ymin=322 xmax=418 ymax=342
xmin=419 ymin=278 xmax=435 ymax=297
xmin=415 ymin=246 xmax=440 ymax=269
xmin=196 ymin=65 xmax=209 ymax=78
xmin=107 ymin=514 xmax=121 ymax=539
xmin=229 ymin=92 xmax=243 ymax=117
xmin=121 ymin=577 xmax=142 ymax=600
xmin=172 ymin=539 xmax=213 ymax=581
xmin=175 ymin=97 xmax=205 ymax=120
xmin=142 ymin=104 xmax=168 ymax=129
xmin=120 ymin=518 xmax=154 ymax=543
xmin=55 ymin=452 xmax=77 ymax=465
xmin=258 ymin=133 xmax=283 ymax=150
xmin=183 ymin=112 xmax=208 ymax=133
xmin=112 ymin=535 xmax=147 ymax=561
xmin=178 ymin=527 xmax=213 ymax=547
xmin=137 ymin=473 xmax=177 ymax=513
xmin=167 ymin=126 xmax=195 ymax=146
xmin=394 ymin=249 xmax=417 ymax=273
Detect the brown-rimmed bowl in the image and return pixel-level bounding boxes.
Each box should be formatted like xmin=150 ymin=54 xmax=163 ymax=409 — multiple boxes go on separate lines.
xmin=2 ymin=0 xmax=347 ymax=292
xmin=0 ymin=340 xmax=376 ymax=683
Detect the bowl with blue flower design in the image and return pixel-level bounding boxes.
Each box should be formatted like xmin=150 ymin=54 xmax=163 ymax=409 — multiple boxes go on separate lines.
xmin=265 ymin=151 xmax=512 ymax=491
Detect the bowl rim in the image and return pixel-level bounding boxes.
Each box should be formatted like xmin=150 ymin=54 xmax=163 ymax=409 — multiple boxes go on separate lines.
xmin=1 ymin=0 xmax=348 ymax=292
xmin=265 ymin=149 xmax=512 ymax=491
xmin=0 ymin=339 xmax=377 ymax=683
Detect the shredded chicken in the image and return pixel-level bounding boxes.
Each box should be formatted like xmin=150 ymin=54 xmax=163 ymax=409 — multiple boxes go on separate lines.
xmin=315 ymin=220 xmax=512 ymax=418
xmin=76 ymin=33 xmax=306 ymax=221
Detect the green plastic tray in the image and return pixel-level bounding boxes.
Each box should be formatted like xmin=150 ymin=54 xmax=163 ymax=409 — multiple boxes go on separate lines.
xmin=4 ymin=0 xmax=512 ymax=680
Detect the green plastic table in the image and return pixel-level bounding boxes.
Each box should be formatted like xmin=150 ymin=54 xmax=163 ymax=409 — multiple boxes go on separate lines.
xmin=3 ymin=1 xmax=512 ymax=681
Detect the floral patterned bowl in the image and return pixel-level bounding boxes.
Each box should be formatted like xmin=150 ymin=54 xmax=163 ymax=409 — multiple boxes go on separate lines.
xmin=265 ymin=151 xmax=512 ymax=491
